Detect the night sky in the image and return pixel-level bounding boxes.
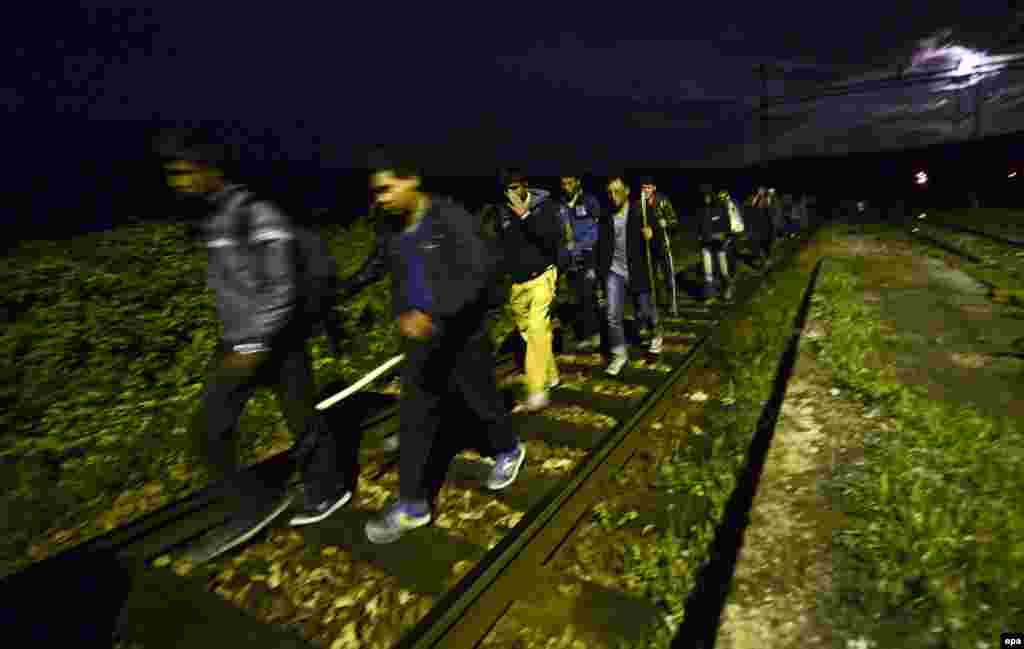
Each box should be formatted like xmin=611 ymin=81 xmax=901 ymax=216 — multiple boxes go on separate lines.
xmin=2 ymin=2 xmax=1019 ymax=228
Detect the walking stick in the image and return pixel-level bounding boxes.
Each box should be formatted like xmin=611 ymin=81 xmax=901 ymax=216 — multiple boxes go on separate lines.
xmin=316 ymin=354 xmax=405 ymax=410
xmin=657 ymin=203 xmax=677 ymax=315
xmin=640 ymin=192 xmax=657 ymax=329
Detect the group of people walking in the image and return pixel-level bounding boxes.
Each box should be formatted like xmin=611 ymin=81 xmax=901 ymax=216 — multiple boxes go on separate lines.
xmin=155 ymin=130 xmax=810 ymax=557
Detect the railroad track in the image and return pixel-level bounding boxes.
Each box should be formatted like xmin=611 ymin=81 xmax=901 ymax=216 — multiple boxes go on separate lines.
xmin=912 ymin=218 xmax=1024 ymax=249
xmin=3 ymin=230 xmax=814 ymax=649
xmin=908 ymin=218 xmax=1024 ymax=290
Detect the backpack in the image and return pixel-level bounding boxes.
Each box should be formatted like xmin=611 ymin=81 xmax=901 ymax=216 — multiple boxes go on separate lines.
xmin=292 ymin=224 xmax=340 ymax=325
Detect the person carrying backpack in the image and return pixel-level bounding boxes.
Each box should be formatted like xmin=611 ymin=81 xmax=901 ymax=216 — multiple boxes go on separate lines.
xmin=156 ymin=130 xmax=351 ymax=562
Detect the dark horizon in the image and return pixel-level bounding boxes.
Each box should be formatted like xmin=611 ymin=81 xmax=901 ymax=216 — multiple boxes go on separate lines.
xmin=8 ymin=125 xmax=1024 ymax=247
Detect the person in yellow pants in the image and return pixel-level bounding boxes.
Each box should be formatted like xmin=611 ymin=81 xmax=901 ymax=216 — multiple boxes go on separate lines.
xmin=496 ymin=170 xmax=567 ymax=412
xmin=509 ymin=265 xmax=560 ymax=410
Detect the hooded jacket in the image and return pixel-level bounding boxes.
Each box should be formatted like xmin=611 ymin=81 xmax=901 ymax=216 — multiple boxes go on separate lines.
xmin=496 ymin=188 xmax=567 ymax=283
xmin=596 ymin=199 xmax=668 ymax=294
xmin=201 ymin=185 xmax=299 ymax=353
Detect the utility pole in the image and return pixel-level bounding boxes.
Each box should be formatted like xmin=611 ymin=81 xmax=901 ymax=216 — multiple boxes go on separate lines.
xmin=973 ymin=77 xmax=984 ymax=139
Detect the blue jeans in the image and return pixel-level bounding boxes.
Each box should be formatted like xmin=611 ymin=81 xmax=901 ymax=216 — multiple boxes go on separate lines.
xmin=605 ymin=271 xmax=658 ymax=358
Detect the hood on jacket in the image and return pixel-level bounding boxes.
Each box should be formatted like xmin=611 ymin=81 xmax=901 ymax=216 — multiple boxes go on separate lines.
xmin=526 ymin=188 xmax=551 ymax=210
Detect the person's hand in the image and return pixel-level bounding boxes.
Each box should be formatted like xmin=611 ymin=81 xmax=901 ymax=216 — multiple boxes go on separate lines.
xmin=506 ymin=189 xmax=529 ymax=217
xmin=658 ymin=218 xmax=667 ymax=228
xmin=223 ymin=350 xmax=268 ymax=370
xmin=642 ymin=226 xmax=653 ymax=241
xmin=398 ymin=310 xmax=434 ymax=340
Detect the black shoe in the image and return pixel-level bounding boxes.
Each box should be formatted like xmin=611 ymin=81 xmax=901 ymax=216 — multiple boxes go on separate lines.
xmin=183 ymin=491 xmax=293 ymax=563
xmin=289 ymin=490 xmax=352 ymax=526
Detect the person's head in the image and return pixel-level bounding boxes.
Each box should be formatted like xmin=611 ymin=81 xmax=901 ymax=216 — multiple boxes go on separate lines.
xmin=501 ymin=169 xmax=529 ymax=203
xmin=701 ymin=185 xmax=715 ymax=204
xmin=368 ymin=151 xmax=425 ymax=215
xmin=560 ymin=175 xmax=582 ymax=198
xmin=607 ymin=175 xmax=630 ymax=209
xmin=154 ymin=129 xmax=228 ymax=197
xmin=638 ymin=175 xmax=656 ymax=197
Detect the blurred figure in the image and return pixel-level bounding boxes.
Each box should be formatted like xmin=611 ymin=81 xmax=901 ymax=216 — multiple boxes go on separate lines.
xmin=496 ymin=170 xmax=565 ymax=412
xmin=155 ymin=130 xmax=349 ymax=561
xmin=747 ymin=185 xmax=775 ymax=267
xmin=597 ymin=175 xmax=665 ymax=376
xmin=637 ymin=176 xmax=680 ymax=317
xmin=697 ymin=188 xmax=741 ymax=300
xmin=558 ymin=174 xmax=603 ymax=351
xmin=338 ymin=154 xmax=525 ymax=544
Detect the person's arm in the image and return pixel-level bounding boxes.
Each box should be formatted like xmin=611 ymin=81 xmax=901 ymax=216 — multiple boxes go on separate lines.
xmin=661 ymin=198 xmax=678 ymax=231
xmin=338 ymin=223 xmax=390 ymax=298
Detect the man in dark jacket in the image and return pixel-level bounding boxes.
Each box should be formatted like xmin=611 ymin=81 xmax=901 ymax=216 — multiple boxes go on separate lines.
xmin=597 ymin=175 xmax=666 ymax=376
xmin=157 ymin=132 xmax=349 ymax=562
xmin=338 ymin=154 xmax=525 ymax=544
xmin=496 ymin=170 xmax=565 ymax=412
xmin=558 ymin=174 xmax=603 ymax=351
xmin=637 ymin=176 xmax=680 ymax=317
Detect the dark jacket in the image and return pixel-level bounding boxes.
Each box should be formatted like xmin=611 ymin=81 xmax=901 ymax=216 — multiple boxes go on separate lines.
xmin=558 ymin=191 xmax=602 ymax=254
xmin=596 ymin=199 xmax=668 ymax=294
xmin=496 ymin=188 xmax=567 ymax=283
xmin=201 ymin=185 xmax=299 ymax=352
xmin=339 ymin=195 xmax=498 ymax=321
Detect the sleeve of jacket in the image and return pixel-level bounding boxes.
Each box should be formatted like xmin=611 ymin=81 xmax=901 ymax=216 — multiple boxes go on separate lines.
xmin=339 ymin=221 xmax=390 ymax=296
xmin=237 ymin=200 xmax=298 ymax=350
xmin=541 ymin=203 xmax=568 ymax=267
xmin=558 ymin=204 xmax=574 ymax=251
xmin=437 ymin=201 xmax=493 ymax=318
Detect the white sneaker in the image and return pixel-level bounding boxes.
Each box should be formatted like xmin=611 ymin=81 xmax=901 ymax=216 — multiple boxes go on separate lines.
xmin=512 ymin=391 xmax=550 ymax=413
xmin=605 ymin=356 xmax=627 ymax=376
xmin=649 ymin=336 xmax=664 ymax=354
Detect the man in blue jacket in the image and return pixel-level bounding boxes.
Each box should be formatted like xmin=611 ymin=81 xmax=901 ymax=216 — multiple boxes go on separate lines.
xmin=339 ymin=153 xmax=526 ymax=544
xmin=157 ymin=131 xmax=349 ymax=562
xmin=558 ymin=174 xmax=603 ymax=351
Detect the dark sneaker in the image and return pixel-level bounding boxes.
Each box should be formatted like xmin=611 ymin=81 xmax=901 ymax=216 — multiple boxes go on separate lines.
xmin=183 ymin=491 xmax=293 ymax=563
xmin=288 ymin=490 xmax=352 ymax=526
xmin=487 ymin=442 xmax=526 ymax=490
xmin=365 ymin=501 xmax=432 ymax=545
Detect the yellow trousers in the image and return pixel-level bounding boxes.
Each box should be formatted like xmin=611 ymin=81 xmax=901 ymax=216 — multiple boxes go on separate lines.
xmin=509 ymin=266 xmax=560 ymax=395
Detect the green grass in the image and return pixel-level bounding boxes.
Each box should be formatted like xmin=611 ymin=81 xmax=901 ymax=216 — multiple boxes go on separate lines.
xmin=594 ymin=238 xmax=816 ymax=648
xmin=808 ymin=254 xmax=1024 ymax=649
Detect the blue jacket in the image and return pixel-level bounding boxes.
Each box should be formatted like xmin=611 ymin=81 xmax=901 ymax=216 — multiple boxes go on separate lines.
xmin=558 ymin=191 xmax=602 ymax=254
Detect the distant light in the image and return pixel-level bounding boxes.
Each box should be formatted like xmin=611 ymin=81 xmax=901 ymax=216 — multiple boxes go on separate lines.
xmin=1010 ymin=171 xmax=1018 ymax=179
xmin=918 ymin=213 xmax=927 ymax=219
xmin=915 ymin=171 xmax=929 ymax=185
